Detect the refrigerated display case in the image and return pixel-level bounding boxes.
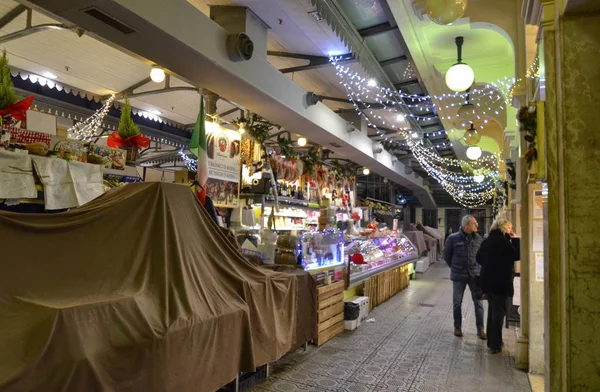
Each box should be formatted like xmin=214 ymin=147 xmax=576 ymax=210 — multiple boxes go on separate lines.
xmin=300 ymin=229 xmax=345 ymax=271
xmin=344 ymin=233 xmax=418 ymax=287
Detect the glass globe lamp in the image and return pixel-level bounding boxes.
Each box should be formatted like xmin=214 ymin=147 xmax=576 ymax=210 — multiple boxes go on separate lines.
xmin=426 ymin=0 xmax=468 ymax=25
xmin=445 ymin=63 xmax=474 ymax=92
xmin=466 ymin=145 xmax=482 ymax=160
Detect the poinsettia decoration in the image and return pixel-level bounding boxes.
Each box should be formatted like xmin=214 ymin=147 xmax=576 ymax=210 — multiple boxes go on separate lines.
xmin=518 ymin=105 xmax=537 ymax=169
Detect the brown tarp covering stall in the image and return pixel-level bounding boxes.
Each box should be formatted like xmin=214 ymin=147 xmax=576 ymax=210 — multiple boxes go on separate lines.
xmin=261 ymin=265 xmax=318 ymax=352
xmin=0 ymin=183 xmax=298 ymax=392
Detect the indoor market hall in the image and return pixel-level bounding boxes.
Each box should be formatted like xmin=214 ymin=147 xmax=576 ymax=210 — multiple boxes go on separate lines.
xmin=0 ymin=0 xmax=598 ymax=392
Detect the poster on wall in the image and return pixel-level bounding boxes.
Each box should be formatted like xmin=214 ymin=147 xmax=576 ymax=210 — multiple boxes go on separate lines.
xmin=206 ymin=124 xmax=241 ymax=208
xmin=533 ymin=190 xmax=544 ymax=220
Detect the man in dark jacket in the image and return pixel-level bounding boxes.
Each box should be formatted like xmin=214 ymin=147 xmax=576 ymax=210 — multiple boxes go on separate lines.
xmin=444 ymin=215 xmax=486 ymax=339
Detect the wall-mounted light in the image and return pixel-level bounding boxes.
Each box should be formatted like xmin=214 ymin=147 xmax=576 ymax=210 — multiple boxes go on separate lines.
xmin=362 ymin=167 xmax=371 ymax=176
xmin=150 ymin=66 xmax=165 ymax=83
xmin=466 ymin=145 xmax=482 ymax=160
xmin=445 ymin=37 xmax=474 ymax=92
xmin=297 ymin=137 xmax=307 ymax=147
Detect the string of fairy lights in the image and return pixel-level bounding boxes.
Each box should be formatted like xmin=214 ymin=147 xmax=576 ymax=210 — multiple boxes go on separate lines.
xmin=331 ymin=58 xmax=507 ymax=207
xmin=68 ymin=94 xmax=116 ymax=141
xmin=179 ymin=150 xmax=197 ymax=171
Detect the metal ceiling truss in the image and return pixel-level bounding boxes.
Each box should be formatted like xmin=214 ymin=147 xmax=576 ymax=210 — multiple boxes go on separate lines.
xmin=357 ymin=22 xmax=399 ymax=38
xmin=379 ymin=55 xmax=408 ymax=67
xmin=0 ymin=5 xmax=74 ymax=45
xmin=267 ymin=51 xmax=355 ymax=73
xmin=109 ymin=74 xmax=199 ymax=100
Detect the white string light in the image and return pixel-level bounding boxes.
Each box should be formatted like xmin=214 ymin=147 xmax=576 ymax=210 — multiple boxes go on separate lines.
xmin=331 ymin=58 xmax=505 ymax=207
xmin=179 ymin=150 xmax=197 ymax=171
xmin=68 ymin=94 xmax=115 ymax=141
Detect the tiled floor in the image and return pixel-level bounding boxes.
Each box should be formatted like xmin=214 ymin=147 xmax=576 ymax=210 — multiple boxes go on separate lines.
xmin=252 ymin=262 xmax=531 ymax=392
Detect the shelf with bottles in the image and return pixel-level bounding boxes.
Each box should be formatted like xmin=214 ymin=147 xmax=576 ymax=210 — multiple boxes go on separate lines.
xmin=344 ymin=233 xmax=418 ymax=287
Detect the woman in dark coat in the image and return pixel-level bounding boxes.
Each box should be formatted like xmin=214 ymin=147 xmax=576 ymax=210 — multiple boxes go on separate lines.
xmin=476 ymin=218 xmax=519 ymax=353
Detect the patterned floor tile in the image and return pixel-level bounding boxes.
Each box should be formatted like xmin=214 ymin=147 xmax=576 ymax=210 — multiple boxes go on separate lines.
xmin=251 ymin=263 xmax=531 ymax=392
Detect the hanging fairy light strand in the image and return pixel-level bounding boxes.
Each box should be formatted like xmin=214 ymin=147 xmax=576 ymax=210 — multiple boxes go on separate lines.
xmin=68 ymin=94 xmax=116 ymax=141
xmin=331 ymin=59 xmax=502 ymax=207
xmin=179 ymin=150 xmax=197 ymax=171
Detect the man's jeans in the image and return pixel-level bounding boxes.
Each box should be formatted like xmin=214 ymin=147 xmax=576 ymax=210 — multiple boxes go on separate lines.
xmin=453 ymin=276 xmax=484 ymax=331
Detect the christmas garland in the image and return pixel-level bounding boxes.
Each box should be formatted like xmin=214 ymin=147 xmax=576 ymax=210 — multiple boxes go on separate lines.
xmin=518 ymin=106 xmax=537 ymax=169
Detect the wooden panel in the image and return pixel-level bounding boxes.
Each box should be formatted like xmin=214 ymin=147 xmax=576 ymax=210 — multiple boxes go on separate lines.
xmin=318 ymin=302 xmax=344 ymax=323
xmin=318 ymin=312 xmax=344 ymax=333
xmin=316 ymin=320 xmax=344 ymax=346
xmin=318 ymin=292 xmax=344 ymax=311
xmin=317 ymin=281 xmax=344 ymax=300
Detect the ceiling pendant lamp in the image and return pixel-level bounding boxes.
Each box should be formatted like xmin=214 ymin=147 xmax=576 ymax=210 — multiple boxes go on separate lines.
xmin=456 ymin=88 xmax=479 ymax=125
xmin=466 ymin=145 xmax=482 ymax=160
xmin=445 ymin=37 xmax=475 ymax=92
xmin=462 ymin=123 xmax=481 ymax=145
xmin=426 ymin=0 xmax=468 ymax=25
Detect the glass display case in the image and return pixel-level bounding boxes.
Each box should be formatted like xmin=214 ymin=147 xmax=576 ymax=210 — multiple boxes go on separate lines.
xmin=344 ymin=233 xmax=418 ymax=287
xmin=300 ymin=229 xmax=345 ymax=271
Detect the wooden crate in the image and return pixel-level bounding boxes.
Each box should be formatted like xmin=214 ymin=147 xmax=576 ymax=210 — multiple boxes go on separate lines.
xmin=315 ymin=281 xmax=344 ymax=346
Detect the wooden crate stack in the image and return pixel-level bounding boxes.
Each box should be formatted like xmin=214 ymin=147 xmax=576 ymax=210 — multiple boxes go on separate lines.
xmin=363 ymin=265 xmax=410 ymax=311
xmin=315 ymin=281 xmax=345 ymax=346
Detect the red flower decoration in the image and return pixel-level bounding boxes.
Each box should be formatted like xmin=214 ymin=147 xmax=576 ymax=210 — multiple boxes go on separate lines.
xmin=0 ymin=95 xmax=34 ymax=122
xmin=107 ymin=132 xmax=150 ymax=149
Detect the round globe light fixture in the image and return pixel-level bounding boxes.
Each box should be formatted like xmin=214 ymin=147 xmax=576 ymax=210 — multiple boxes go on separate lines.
xmin=426 ymin=0 xmax=468 ymax=25
xmin=363 ymin=167 xmax=371 ymax=176
xmin=446 ymin=63 xmax=475 ymax=92
xmin=238 ymin=124 xmax=245 ymax=134
xmin=466 ymin=145 xmax=482 ymax=160
xmin=150 ymin=66 xmax=165 ymax=83
xmin=445 ymin=37 xmax=474 ymax=92
xmin=473 ymin=174 xmax=485 ymax=183
xmin=297 ymin=137 xmax=307 ymax=147
xmin=463 ymin=123 xmax=481 ymax=145
xmin=457 ymin=102 xmax=479 ymax=124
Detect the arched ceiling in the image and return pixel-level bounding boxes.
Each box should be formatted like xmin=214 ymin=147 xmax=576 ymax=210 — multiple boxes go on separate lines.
xmin=387 ymin=0 xmax=521 ymax=162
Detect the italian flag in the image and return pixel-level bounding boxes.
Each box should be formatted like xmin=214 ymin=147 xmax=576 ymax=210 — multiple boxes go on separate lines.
xmin=189 ymin=96 xmax=208 ymax=205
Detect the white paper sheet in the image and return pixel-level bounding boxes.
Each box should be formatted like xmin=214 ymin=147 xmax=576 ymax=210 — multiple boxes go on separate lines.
xmin=0 ymin=150 xmax=37 ymax=199
xmin=32 ymin=156 xmax=77 ymax=210
xmin=68 ymin=161 xmax=104 ymax=206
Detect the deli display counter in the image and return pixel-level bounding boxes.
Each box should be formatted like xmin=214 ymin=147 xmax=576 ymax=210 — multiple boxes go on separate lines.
xmin=344 ymin=233 xmax=418 ymax=288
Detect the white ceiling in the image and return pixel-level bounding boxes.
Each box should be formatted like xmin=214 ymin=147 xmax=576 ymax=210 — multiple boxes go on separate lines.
xmin=0 ymin=0 xmax=365 ymax=127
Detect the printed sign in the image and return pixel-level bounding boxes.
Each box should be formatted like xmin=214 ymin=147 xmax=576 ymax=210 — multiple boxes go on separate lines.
xmin=205 ymin=123 xmax=241 ymax=208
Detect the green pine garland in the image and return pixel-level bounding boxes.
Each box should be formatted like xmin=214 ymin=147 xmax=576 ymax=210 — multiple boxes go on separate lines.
xmin=118 ymin=96 xmax=141 ymax=138
xmin=0 ymin=50 xmax=18 ymax=111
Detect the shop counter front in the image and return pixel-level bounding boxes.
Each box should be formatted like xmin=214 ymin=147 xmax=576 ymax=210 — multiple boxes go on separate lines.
xmin=344 ymin=233 xmax=418 ymax=309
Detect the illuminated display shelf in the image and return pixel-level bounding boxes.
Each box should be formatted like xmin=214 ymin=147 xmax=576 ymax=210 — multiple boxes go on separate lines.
xmin=344 ymin=234 xmax=419 ymax=288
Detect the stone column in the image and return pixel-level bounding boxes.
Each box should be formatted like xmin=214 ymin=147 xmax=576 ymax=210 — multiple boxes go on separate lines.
xmin=542 ymin=0 xmax=600 ymax=389
xmin=516 ymin=137 xmax=530 ymax=370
